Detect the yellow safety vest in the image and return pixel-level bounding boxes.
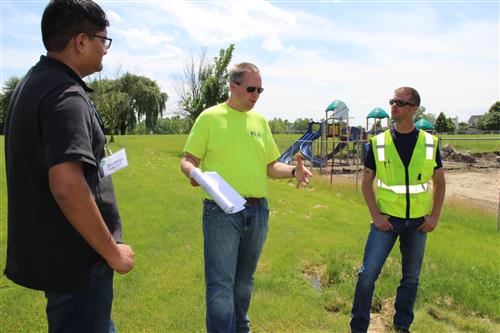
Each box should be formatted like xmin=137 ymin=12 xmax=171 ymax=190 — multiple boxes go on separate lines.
xmin=372 ymin=129 xmax=438 ymax=218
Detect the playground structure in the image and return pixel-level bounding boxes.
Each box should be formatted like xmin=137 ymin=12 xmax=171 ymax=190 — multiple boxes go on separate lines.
xmin=278 ymin=100 xmax=365 ymax=170
xmin=366 ymin=107 xmax=390 ymax=134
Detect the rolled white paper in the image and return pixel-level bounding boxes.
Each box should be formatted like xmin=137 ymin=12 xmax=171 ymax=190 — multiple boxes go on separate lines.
xmin=190 ymin=168 xmax=246 ymax=214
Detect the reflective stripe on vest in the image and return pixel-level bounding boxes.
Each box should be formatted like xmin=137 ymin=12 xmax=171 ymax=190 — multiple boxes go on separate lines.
xmin=375 ymin=132 xmax=386 ymax=161
xmin=377 ymin=179 xmax=429 ymax=194
xmin=424 ymin=131 xmax=434 ymax=160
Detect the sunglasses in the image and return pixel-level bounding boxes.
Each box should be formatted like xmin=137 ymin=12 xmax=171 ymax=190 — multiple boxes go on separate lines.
xmin=235 ymin=82 xmax=264 ymax=94
xmin=389 ymin=99 xmax=415 ymax=107
xmin=246 ymin=86 xmax=264 ymax=94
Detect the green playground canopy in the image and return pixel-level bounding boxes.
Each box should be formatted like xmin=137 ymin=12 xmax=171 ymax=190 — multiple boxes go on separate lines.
xmin=325 ymin=100 xmax=347 ymax=112
xmin=415 ymin=118 xmax=434 ymax=130
xmin=367 ymin=107 xmax=389 ymax=119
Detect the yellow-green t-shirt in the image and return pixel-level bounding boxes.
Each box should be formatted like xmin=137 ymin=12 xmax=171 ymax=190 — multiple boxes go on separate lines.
xmin=183 ymin=102 xmax=280 ymax=199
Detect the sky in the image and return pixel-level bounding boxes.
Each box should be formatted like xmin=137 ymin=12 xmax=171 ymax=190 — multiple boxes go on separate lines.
xmin=1 ymin=0 xmax=498 ymax=127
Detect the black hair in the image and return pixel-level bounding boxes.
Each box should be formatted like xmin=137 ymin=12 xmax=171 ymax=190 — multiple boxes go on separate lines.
xmin=41 ymin=0 xmax=109 ymax=52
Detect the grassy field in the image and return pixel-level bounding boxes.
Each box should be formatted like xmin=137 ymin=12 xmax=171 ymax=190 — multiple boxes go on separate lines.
xmin=438 ymin=134 xmax=500 ymax=154
xmin=1 ymin=134 xmax=499 ymax=332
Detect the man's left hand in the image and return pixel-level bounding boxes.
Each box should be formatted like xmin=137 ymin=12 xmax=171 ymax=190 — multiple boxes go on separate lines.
xmin=295 ymin=155 xmax=312 ymax=189
xmin=417 ymin=214 xmax=439 ymax=232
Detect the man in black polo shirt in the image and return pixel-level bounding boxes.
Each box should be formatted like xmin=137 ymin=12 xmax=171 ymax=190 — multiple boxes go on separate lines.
xmin=4 ymin=1 xmax=134 ymax=331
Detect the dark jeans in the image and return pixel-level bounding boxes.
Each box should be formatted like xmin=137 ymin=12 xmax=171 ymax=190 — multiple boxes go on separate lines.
xmin=202 ymin=198 xmax=269 ymax=333
xmin=44 ymin=261 xmax=116 ymax=333
xmin=350 ymin=217 xmax=427 ymax=333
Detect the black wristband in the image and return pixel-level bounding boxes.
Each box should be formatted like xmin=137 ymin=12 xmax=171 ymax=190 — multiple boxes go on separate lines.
xmin=291 ymin=167 xmax=296 ymax=178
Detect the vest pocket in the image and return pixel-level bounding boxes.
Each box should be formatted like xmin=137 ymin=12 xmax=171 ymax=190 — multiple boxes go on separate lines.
xmin=420 ymin=159 xmax=436 ymax=182
xmin=410 ymin=192 xmax=432 ymax=217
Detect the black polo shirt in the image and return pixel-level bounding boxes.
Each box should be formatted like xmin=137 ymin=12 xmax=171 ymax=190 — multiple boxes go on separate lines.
xmin=4 ymin=55 xmax=122 ymax=292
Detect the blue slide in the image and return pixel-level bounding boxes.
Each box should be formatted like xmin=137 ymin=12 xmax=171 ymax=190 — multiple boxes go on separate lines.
xmin=278 ymin=123 xmax=323 ymax=165
xmin=279 ymin=125 xmax=362 ymax=167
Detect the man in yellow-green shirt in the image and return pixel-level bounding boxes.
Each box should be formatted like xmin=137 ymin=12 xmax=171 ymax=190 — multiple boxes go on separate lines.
xmin=180 ymin=62 xmax=312 ymax=333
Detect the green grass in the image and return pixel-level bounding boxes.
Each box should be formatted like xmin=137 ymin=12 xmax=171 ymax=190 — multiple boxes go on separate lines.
xmin=1 ymin=135 xmax=499 ymax=332
xmin=438 ymin=134 xmax=500 ymax=154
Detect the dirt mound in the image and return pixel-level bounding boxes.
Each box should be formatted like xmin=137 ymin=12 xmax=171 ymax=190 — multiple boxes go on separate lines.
xmin=442 ymin=144 xmax=477 ymax=164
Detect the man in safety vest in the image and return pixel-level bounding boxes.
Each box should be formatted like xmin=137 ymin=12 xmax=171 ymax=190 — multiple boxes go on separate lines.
xmin=350 ymin=87 xmax=446 ymax=333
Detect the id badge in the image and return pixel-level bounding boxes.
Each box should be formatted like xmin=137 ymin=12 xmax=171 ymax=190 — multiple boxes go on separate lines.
xmin=99 ymin=148 xmax=128 ymax=177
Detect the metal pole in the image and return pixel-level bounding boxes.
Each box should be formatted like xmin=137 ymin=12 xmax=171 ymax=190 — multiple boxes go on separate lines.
xmin=355 ymin=141 xmax=359 ymax=193
xmin=318 ymin=138 xmax=323 ymax=175
xmin=330 ymin=141 xmax=335 ymax=185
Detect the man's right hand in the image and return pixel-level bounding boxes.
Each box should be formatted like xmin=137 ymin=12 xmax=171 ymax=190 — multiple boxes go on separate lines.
xmin=373 ymin=214 xmax=393 ymax=231
xmin=108 ymin=244 xmax=135 ymax=274
xmin=181 ymin=153 xmax=201 ymax=187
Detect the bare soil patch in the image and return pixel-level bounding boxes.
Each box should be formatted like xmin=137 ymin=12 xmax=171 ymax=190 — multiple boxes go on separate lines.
xmin=444 ymin=168 xmax=499 ymax=213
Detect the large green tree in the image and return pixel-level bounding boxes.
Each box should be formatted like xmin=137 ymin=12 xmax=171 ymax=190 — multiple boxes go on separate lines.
xmin=478 ymin=101 xmax=500 ymax=130
xmin=90 ymin=78 xmax=130 ymax=141
xmin=117 ymin=73 xmax=168 ymax=134
xmin=435 ymin=112 xmax=451 ymax=133
xmin=176 ymin=44 xmax=235 ymax=124
xmin=0 ymin=76 xmax=21 ymax=134
xmin=90 ymin=73 xmax=168 ymax=135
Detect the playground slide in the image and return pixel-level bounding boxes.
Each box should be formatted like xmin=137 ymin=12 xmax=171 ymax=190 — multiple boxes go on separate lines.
xmin=299 ymin=139 xmax=323 ymax=167
xmin=325 ymin=142 xmax=347 ymax=160
xmin=325 ymin=127 xmax=362 ymax=161
xmin=278 ymin=123 xmax=322 ymax=164
xmin=278 ymin=125 xmax=361 ymax=167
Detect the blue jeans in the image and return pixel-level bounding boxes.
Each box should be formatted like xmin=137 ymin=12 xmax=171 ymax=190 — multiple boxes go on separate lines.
xmin=350 ymin=216 xmax=427 ymax=333
xmin=202 ymin=199 xmax=269 ymax=333
xmin=44 ymin=261 xmax=117 ymax=333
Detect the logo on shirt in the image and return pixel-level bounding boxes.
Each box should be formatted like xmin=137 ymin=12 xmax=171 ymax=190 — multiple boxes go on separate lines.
xmin=250 ymin=130 xmax=262 ymax=138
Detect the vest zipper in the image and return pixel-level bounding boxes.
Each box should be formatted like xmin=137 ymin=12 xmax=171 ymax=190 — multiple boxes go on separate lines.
xmin=405 ymin=166 xmax=410 ymax=219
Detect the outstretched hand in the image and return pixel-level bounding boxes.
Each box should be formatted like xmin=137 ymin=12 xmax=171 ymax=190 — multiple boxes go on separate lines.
xmin=295 ymin=155 xmax=312 ymax=189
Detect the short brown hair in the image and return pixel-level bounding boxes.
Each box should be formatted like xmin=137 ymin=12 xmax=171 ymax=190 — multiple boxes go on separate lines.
xmin=395 ymin=87 xmax=421 ymax=106
xmin=229 ymin=63 xmax=260 ymax=84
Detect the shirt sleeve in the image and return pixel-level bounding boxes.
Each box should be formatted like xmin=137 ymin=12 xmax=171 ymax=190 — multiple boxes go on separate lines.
xmin=183 ymin=112 xmax=209 ymax=160
xmin=364 ymin=142 xmax=376 ymax=171
xmin=39 ymin=91 xmax=96 ymax=168
xmin=435 ymin=142 xmax=443 ymax=169
xmin=263 ymin=119 xmax=281 ymax=164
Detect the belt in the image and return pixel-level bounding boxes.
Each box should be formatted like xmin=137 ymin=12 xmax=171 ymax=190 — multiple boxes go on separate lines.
xmin=244 ymin=197 xmax=264 ymax=207
xmin=203 ymin=197 xmax=264 ymax=207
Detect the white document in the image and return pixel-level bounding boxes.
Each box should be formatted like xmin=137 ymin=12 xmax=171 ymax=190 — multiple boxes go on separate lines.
xmin=99 ymin=148 xmax=128 ymax=177
xmin=190 ymin=168 xmax=246 ymax=214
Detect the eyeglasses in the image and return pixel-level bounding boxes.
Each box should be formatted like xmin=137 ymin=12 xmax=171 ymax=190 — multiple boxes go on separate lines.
xmin=91 ymin=34 xmax=112 ymax=49
xmin=235 ymin=82 xmax=264 ymax=94
xmin=389 ymin=99 xmax=415 ymax=107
